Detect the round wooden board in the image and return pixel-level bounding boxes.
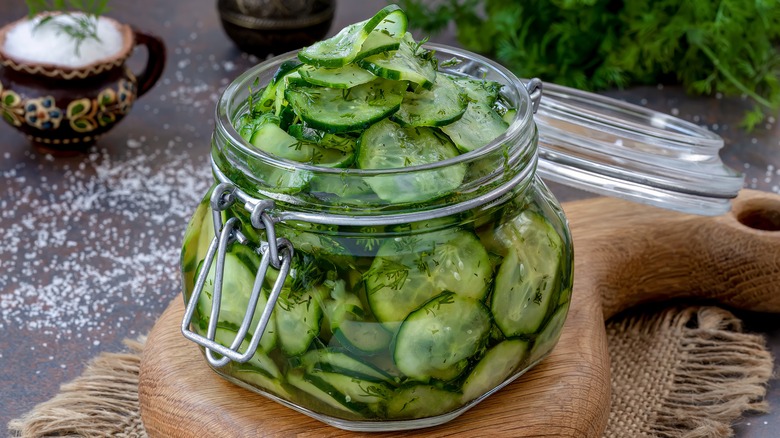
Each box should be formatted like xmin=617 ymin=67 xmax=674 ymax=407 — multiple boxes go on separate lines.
xmin=139 ymin=286 xmax=608 ymax=437
xmin=138 ymin=190 xmax=780 ymax=437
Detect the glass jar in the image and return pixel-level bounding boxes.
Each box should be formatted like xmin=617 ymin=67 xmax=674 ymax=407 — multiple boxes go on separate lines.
xmin=179 ymin=44 xmax=741 ymax=431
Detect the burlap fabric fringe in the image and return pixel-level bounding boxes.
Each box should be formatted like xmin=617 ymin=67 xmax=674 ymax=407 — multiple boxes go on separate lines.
xmin=9 ymin=306 xmax=774 ymax=438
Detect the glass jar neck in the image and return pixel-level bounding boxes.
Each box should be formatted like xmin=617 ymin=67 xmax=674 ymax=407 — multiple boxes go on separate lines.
xmin=211 ymin=45 xmax=538 ymax=222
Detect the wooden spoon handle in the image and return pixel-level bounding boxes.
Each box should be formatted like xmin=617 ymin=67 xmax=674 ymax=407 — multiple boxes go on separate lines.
xmin=565 ymin=189 xmax=780 ymax=320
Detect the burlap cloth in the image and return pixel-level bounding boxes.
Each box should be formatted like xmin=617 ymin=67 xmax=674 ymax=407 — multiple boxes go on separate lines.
xmin=8 ymin=306 xmax=775 ymax=438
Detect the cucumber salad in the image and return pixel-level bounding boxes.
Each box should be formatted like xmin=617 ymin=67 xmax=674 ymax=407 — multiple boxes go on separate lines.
xmin=183 ymin=5 xmax=573 ymax=423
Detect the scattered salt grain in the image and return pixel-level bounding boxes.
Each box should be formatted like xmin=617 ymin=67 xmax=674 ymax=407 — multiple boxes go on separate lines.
xmin=3 ymin=14 xmax=125 ymax=68
xmin=0 ymin=143 xmax=211 ymax=339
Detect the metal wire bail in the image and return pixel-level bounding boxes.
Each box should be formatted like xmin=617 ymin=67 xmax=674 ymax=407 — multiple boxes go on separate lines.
xmin=181 ymin=183 xmax=294 ymax=368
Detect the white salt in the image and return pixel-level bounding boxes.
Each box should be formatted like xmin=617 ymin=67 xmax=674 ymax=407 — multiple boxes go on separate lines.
xmin=3 ymin=14 xmax=124 ymax=68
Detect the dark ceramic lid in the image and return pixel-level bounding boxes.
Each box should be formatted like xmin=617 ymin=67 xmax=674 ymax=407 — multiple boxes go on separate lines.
xmin=534 ymin=82 xmax=744 ymax=216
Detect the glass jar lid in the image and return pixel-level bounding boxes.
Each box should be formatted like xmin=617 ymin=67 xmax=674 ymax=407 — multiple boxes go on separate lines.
xmin=533 ymin=82 xmax=744 ymax=216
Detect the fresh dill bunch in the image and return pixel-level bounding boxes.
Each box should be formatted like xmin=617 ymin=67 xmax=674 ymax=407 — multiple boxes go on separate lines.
xmin=25 ymin=0 xmax=112 ymax=55
xmin=400 ymin=0 xmax=780 ymax=131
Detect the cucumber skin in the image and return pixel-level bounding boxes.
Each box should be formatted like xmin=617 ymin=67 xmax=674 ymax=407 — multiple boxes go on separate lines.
xmin=297 ymin=5 xmax=403 ymax=68
xmin=284 ymin=79 xmax=406 ymax=134
xmin=393 ymin=292 xmax=492 ymax=382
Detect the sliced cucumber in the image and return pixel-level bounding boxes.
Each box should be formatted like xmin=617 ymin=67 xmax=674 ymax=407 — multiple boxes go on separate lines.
xmin=311 ymin=146 xmax=355 ymax=168
xmin=275 ymin=285 xmax=325 ymax=356
xmin=213 ymin=328 xmax=280 ymax=378
xmin=285 ymin=78 xmax=406 ymax=133
xmin=231 ymin=368 xmax=290 ymax=399
xmin=251 ymin=120 xmax=318 ymax=162
xmin=287 ymin=123 xmax=357 ymax=152
xmin=365 ymin=229 xmax=491 ymax=325
xmin=446 ymin=74 xmax=502 ymax=105
xmin=321 ymin=279 xmax=364 ymax=330
xmin=461 ymin=339 xmax=529 ymax=403
xmin=333 ymin=319 xmax=392 ymax=354
xmin=356 ymin=119 xmax=466 ymax=203
xmin=372 ymin=7 xmax=407 ymax=37
xmin=391 ymin=73 xmax=467 ymax=127
xmin=196 ymin=252 xmax=276 ymax=354
xmin=502 ymin=108 xmax=518 ymax=125
xmin=358 ymin=33 xmax=436 ymax=90
xmin=306 ymin=369 xmax=392 ymax=405
xmin=301 ymin=349 xmax=394 ymax=383
xmin=491 ymin=210 xmax=565 ymax=337
xmin=298 ymin=5 xmax=403 ymax=68
xmin=250 ymin=117 xmax=355 ymax=168
xmin=299 ymin=64 xmax=377 ymax=89
xmin=318 ymin=279 xmax=391 ymax=354
xmin=440 ymin=101 xmax=509 ymax=153
xmin=393 ymin=292 xmax=492 ymax=382
xmin=355 ymin=31 xmax=401 ymax=60
xmin=386 ymin=384 xmax=461 ymax=419
xmin=286 ymin=368 xmax=363 ymax=415
xmin=529 ymin=301 xmax=570 ymax=364
xmin=253 ymin=60 xmax=302 ymax=114
xmin=308 ymin=174 xmax=376 ymax=202
xmin=181 ymin=196 xmax=212 ymax=278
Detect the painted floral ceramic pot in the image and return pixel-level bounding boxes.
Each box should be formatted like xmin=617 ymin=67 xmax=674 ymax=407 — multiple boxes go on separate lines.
xmin=0 ymin=16 xmax=165 ymax=154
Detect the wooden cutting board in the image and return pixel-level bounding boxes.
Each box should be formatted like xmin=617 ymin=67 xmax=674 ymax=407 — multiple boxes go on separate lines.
xmin=138 ymin=190 xmax=780 ymax=437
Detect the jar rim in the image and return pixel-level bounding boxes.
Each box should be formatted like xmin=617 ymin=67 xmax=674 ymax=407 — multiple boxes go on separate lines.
xmin=214 ymin=43 xmax=535 ymax=176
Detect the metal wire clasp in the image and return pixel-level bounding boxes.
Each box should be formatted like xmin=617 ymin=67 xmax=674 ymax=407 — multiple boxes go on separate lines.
xmin=181 ymin=182 xmax=293 ymax=368
xmin=526 ymin=78 xmax=543 ymax=114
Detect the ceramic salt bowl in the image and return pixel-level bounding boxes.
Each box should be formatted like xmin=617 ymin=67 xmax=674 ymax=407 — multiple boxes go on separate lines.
xmin=0 ymin=15 xmax=165 ymax=155
xmin=217 ymin=0 xmax=334 ymax=57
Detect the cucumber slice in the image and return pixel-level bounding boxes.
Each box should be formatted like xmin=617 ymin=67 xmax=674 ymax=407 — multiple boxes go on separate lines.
xmin=394 ymin=292 xmax=492 ymax=382
xmin=321 ymin=279 xmax=364 ymax=330
xmin=355 ymin=31 xmax=401 ymax=60
xmin=275 ymin=285 xmax=325 ymax=356
xmin=529 ymin=301 xmax=570 ymax=364
xmin=491 ymin=210 xmax=565 ymax=337
xmin=386 ymin=384 xmax=461 ymax=419
xmin=391 ymin=73 xmax=467 ymax=127
xmin=318 ymin=279 xmax=392 ymax=354
xmin=251 ymin=118 xmax=355 ymax=168
xmin=288 ymin=123 xmax=357 ymax=152
xmin=251 ymin=121 xmax=319 ymax=162
xmin=356 ymin=120 xmax=466 ymax=203
xmin=358 ymin=33 xmax=436 ymax=90
xmin=181 ymin=197 xmax=212 ymax=278
xmin=373 ymin=7 xmax=407 ymax=37
xmin=502 ymin=108 xmax=518 ymax=125
xmin=461 ymin=339 xmax=529 ymax=403
xmin=213 ymin=328 xmax=280 ymax=378
xmin=286 ymin=369 xmax=363 ymax=415
xmin=446 ymin=74 xmax=502 ymax=105
xmin=298 ymin=5 xmax=403 ymax=68
xmin=285 ymin=78 xmax=406 ymax=133
xmin=333 ymin=319 xmax=393 ymax=354
xmin=253 ymin=60 xmax=302 ymax=114
xmin=306 ymin=369 xmax=392 ymax=405
xmin=308 ymin=174 xmax=376 ymax=202
xmin=440 ymin=101 xmax=509 ymax=153
xmin=311 ymin=146 xmax=355 ymax=168
xmin=196 ymin=252 xmax=277 ymax=354
xmin=299 ymin=64 xmax=377 ymax=89
xmin=365 ymin=229 xmax=491 ymax=325
xmin=231 ymin=368 xmax=290 ymax=399
xmin=301 ymin=349 xmax=394 ymax=383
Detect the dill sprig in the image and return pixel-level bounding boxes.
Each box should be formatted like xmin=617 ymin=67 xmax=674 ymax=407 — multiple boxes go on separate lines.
xmin=25 ymin=0 xmax=111 ymax=56
xmin=400 ymin=0 xmax=780 ymax=131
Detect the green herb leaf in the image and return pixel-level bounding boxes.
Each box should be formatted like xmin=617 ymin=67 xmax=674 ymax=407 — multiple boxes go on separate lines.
xmin=402 ymin=0 xmax=780 ymax=131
